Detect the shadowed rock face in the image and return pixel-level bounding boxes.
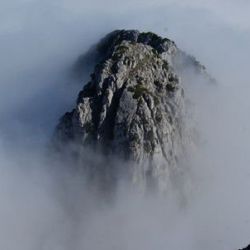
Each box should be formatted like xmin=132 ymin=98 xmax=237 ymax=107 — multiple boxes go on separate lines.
xmin=54 ymin=30 xmax=207 ymax=191
xmin=239 ymin=245 xmax=250 ymax=250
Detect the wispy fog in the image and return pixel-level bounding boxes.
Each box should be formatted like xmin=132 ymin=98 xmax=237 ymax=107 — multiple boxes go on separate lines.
xmin=0 ymin=1 xmax=250 ymax=249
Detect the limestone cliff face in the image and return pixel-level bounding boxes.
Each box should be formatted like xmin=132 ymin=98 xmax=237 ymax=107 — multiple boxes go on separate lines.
xmin=54 ymin=30 xmax=207 ymax=190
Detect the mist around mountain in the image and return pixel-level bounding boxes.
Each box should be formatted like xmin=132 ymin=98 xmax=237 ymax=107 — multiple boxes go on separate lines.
xmin=0 ymin=1 xmax=250 ymax=250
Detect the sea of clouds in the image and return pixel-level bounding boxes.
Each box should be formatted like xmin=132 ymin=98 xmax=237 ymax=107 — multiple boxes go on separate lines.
xmin=0 ymin=1 xmax=250 ymax=249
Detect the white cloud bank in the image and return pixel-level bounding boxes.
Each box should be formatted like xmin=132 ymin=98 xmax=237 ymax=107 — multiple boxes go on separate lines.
xmin=0 ymin=1 xmax=250 ymax=249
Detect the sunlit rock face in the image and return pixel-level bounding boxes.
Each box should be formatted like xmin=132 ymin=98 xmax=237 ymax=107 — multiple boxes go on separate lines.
xmin=54 ymin=30 xmax=209 ymax=191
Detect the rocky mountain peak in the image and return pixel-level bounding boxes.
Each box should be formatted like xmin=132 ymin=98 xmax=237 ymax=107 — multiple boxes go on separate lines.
xmin=54 ymin=30 xmax=207 ymax=191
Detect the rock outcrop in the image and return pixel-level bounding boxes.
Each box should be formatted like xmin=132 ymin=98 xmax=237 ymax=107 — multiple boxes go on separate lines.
xmin=54 ymin=30 xmax=209 ymax=191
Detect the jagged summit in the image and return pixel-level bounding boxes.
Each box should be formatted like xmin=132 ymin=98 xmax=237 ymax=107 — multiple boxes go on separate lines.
xmin=73 ymin=30 xmax=212 ymax=81
xmin=73 ymin=30 xmax=177 ymax=74
xmin=54 ymin=30 xmax=206 ymax=190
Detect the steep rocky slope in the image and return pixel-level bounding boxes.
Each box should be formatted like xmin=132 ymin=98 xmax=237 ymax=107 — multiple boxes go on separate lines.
xmin=54 ymin=30 xmax=209 ymax=191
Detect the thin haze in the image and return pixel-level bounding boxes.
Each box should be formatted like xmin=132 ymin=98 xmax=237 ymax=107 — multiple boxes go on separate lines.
xmin=0 ymin=1 xmax=250 ymax=250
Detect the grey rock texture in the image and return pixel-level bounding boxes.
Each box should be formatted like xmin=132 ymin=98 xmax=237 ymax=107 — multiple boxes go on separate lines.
xmin=54 ymin=30 xmax=208 ymax=191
